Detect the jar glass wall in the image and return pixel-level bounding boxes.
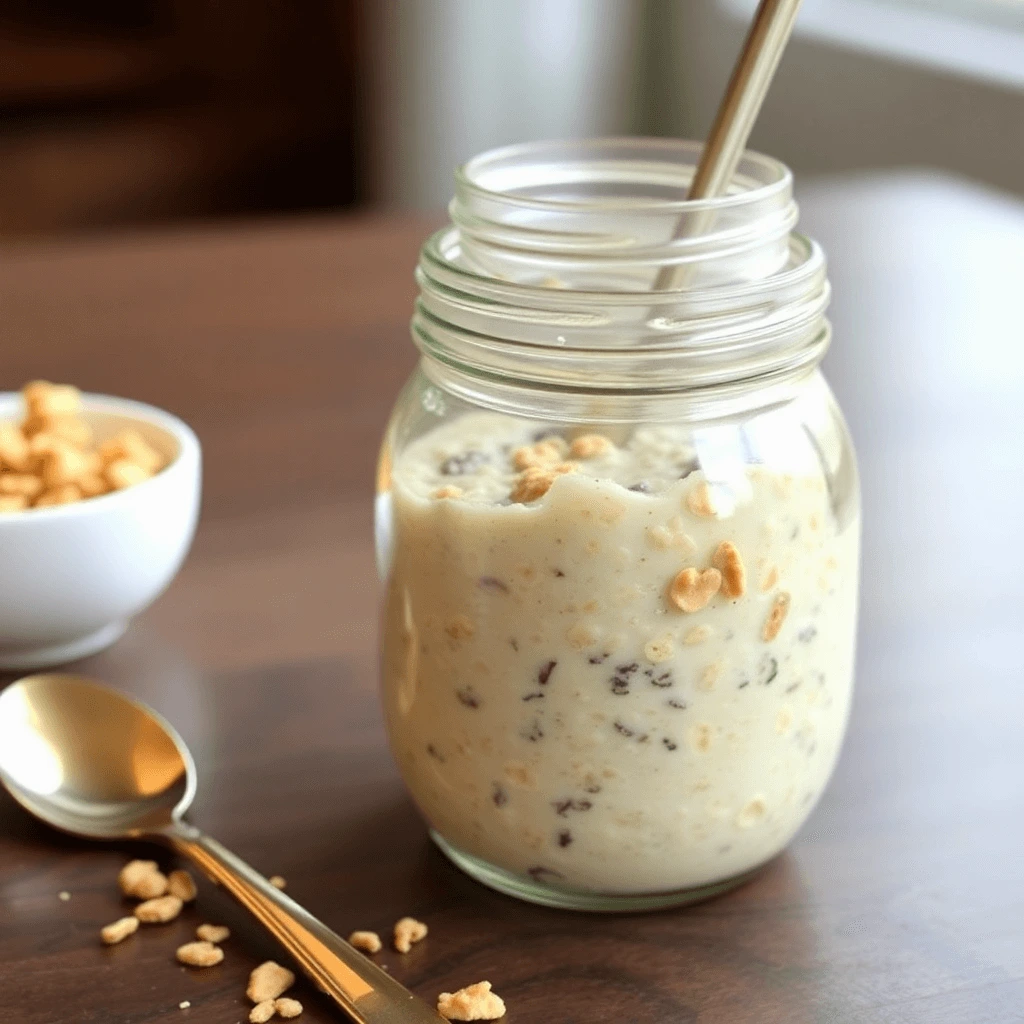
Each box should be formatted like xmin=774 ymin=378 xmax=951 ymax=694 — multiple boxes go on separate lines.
xmin=375 ymin=139 xmax=860 ymax=911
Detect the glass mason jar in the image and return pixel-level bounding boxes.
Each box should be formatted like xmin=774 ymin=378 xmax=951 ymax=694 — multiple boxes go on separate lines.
xmin=376 ymin=139 xmax=860 ymax=912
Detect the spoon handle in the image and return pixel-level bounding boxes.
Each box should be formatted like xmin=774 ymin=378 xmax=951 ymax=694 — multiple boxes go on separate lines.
xmin=168 ymin=827 xmax=447 ymax=1024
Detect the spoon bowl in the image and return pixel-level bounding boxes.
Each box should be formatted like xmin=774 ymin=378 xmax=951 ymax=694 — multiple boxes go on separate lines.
xmin=0 ymin=674 xmax=193 ymax=838
xmin=0 ymin=673 xmax=446 ymax=1024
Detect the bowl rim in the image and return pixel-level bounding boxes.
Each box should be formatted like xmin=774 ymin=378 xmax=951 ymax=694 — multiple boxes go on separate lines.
xmin=0 ymin=391 xmax=201 ymax=524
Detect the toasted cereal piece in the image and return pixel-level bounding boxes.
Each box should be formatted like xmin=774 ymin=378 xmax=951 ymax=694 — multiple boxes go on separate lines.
xmin=23 ymin=381 xmax=81 ymax=418
xmin=393 ymin=916 xmax=428 ymax=954
xmin=509 ymin=462 xmax=576 ymax=503
xmin=712 ymin=541 xmax=746 ymax=598
xmin=436 ymin=981 xmax=506 ymax=1021
xmin=196 ymin=923 xmax=230 ymax=944
xmin=105 ymin=459 xmax=153 ymax=491
xmin=22 ymin=414 xmax=91 ymax=449
xmin=348 ymin=930 xmax=382 ymax=954
xmin=77 ymin=473 xmax=109 ymax=498
xmin=511 ymin=438 xmax=567 ymax=471
xmin=176 ymin=940 xmax=224 ymax=967
xmin=247 ymin=961 xmax=296 ymax=1003
xmin=40 ymin=441 xmax=95 ymax=487
xmin=269 ymin=875 xmax=287 ymax=890
xmin=0 ymin=495 xmax=28 ymax=513
xmin=0 ymin=424 xmax=30 ymax=472
xmin=274 ymin=998 xmax=303 ymax=1019
xmin=99 ymin=429 xmax=163 ymax=473
xmin=668 ymin=567 xmax=722 ymax=613
xmin=685 ymin=481 xmax=718 ymax=518
xmin=249 ymin=1000 xmax=276 ymax=1024
xmin=0 ymin=473 xmax=43 ymax=498
xmin=118 ymin=859 xmax=168 ymax=899
xmin=167 ymin=869 xmax=198 ymax=903
xmin=100 ymin=916 xmax=140 ymax=945
xmin=569 ymin=433 xmax=614 ymax=460
xmin=134 ymin=895 xmax=183 ymax=924
xmin=34 ymin=484 xmax=82 ymax=508
xmin=762 ymin=592 xmax=791 ymax=642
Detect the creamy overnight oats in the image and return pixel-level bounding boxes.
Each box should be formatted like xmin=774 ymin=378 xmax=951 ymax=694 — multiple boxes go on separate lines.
xmin=377 ymin=138 xmax=860 ymax=908
xmin=381 ymin=411 xmax=858 ymax=898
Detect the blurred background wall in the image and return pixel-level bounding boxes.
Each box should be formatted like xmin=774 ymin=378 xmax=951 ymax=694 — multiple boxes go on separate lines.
xmin=1 ymin=0 xmax=1021 ymax=235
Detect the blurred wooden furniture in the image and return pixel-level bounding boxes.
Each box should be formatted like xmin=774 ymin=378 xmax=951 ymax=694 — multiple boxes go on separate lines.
xmin=0 ymin=1 xmax=360 ymax=235
xmin=0 ymin=174 xmax=1021 ymax=1023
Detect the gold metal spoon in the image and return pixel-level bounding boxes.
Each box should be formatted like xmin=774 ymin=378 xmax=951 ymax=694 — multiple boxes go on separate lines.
xmin=0 ymin=673 xmax=446 ymax=1024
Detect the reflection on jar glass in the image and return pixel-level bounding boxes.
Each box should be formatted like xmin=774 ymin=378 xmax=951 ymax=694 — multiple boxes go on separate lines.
xmin=375 ymin=139 xmax=860 ymax=912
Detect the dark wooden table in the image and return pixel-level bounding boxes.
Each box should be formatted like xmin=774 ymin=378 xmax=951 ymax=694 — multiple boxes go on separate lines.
xmin=1 ymin=173 xmax=1022 ymax=1024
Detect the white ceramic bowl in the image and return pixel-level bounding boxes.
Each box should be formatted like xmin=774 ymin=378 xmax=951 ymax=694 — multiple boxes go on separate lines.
xmin=0 ymin=392 xmax=201 ymax=670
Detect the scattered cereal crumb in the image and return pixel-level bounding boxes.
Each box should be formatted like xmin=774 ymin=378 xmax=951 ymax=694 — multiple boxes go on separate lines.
xmin=668 ymin=567 xmax=721 ymax=613
xmin=445 ymin=615 xmax=475 ymax=641
xmin=179 ymin=1000 xmax=190 ymax=1010
xmin=247 ymin=961 xmax=295 ymax=1003
xmin=712 ymin=541 xmax=746 ymax=598
xmin=119 ymin=860 xmax=168 ymax=900
xmin=393 ymin=916 xmax=428 ymax=954
xmin=437 ymin=981 xmax=506 ymax=1021
xmin=760 ymin=564 xmax=780 ymax=592
xmin=643 ymin=635 xmax=674 ymax=664
xmin=101 ymin=916 xmax=140 ymax=945
xmin=569 ymin=434 xmax=613 ymax=460
xmin=134 ymin=895 xmax=183 ymax=924
xmin=685 ymin=481 xmax=717 ymax=517
xmin=176 ymin=941 xmax=224 ymax=968
xmin=250 ymin=1000 xmax=276 ymax=1024
xmin=348 ymin=930 xmax=382 ymax=954
xmin=167 ymin=869 xmax=198 ymax=903
xmin=269 ymin=875 xmax=287 ymax=890
xmin=196 ymin=924 xmax=231 ymax=944
xmin=434 ymin=485 xmax=464 ymax=499
xmin=512 ymin=439 xmax=566 ymax=471
xmin=58 ymin=890 xmax=70 ymax=902
xmin=683 ymin=625 xmax=712 ymax=646
xmin=275 ymin=998 xmax=303 ymax=1019
xmin=762 ymin=592 xmax=791 ymax=642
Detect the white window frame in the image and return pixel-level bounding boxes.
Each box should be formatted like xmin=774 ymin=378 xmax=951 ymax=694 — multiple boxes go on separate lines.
xmin=721 ymin=0 xmax=1024 ymax=91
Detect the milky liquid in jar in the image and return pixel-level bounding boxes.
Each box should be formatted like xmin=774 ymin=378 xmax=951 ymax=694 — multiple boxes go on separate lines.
xmin=376 ymin=139 xmax=860 ymax=910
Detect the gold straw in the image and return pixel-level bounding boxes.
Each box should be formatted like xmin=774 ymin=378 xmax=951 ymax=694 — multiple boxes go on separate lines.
xmin=655 ymin=0 xmax=804 ymax=291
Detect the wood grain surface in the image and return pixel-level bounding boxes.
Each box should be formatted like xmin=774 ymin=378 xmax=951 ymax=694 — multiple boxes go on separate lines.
xmin=1 ymin=175 xmax=1022 ymax=1024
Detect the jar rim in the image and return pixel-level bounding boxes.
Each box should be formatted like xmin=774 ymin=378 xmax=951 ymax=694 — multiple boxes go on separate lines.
xmin=454 ymin=137 xmax=792 ymax=215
